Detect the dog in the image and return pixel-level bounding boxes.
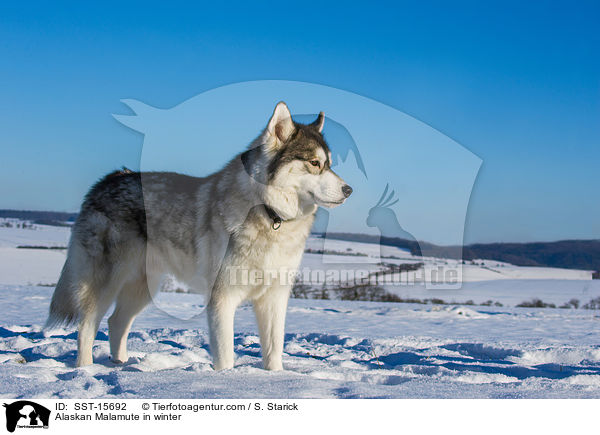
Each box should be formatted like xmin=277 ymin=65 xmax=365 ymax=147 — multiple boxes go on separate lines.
xmin=47 ymin=102 xmax=352 ymax=370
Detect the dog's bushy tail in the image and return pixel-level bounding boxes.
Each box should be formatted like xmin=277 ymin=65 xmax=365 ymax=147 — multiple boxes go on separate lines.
xmin=46 ymin=259 xmax=80 ymax=329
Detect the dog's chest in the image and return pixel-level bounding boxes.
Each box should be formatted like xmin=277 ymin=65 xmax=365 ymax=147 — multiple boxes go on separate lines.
xmin=234 ymin=218 xmax=311 ymax=271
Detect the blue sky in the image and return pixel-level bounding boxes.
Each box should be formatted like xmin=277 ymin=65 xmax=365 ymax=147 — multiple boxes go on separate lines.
xmin=0 ymin=1 xmax=598 ymax=244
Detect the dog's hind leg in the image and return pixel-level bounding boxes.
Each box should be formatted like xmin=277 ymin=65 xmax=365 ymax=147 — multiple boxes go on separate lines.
xmin=108 ymin=276 xmax=153 ymax=364
xmin=76 ymin=281 xmax=117 ymax=367
xmin=253 ymin=287 xmax=290 ymax=371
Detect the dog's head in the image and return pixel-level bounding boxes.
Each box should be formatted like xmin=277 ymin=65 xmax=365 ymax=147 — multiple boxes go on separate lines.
xmin=248 ymin=102 xmax=352 ymax=219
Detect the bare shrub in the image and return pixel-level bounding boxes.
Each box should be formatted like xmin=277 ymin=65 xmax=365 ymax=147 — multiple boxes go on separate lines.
xmin=582 ymin=297 xmax=600 ymax=310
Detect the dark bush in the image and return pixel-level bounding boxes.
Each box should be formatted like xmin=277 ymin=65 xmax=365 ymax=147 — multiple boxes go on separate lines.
xmin=516 ymin=298 xmax=556 ymax=308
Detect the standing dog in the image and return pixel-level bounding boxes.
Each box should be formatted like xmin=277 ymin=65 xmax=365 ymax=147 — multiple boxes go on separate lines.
xmin=47 ymin=102 xmax=352 ymax=370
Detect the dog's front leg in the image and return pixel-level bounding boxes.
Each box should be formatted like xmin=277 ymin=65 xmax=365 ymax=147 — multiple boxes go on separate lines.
xmin=253 ymin=287 xmax=290 ymax=371
xmin=207 ymin=290 xmax=239 ymax=370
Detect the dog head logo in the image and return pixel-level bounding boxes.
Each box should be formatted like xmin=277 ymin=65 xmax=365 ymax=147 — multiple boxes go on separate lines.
xmin=3 ymin=401 xmax=50 ymax=433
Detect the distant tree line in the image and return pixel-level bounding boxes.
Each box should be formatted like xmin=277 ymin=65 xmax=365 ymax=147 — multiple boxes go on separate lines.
xmin=318 ymin=232 xmax=600 ymax=273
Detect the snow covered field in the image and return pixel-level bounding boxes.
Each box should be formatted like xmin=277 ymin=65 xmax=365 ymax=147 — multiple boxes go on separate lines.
xmin=1 ymin=219 xmax=600 ymax=398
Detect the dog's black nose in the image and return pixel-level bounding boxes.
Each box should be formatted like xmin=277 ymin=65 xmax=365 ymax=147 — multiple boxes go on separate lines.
xmin=342 ymin=184 xmax=353 ymax=198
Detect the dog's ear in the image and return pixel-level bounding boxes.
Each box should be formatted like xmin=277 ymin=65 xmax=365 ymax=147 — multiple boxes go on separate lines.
xmin=311 ymin=112 xmax=325 ymax=133
xmin=266 ymin=102 xmax=295 ymax=147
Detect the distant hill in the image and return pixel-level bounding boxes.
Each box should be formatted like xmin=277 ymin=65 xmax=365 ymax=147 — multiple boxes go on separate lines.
xmin=2 ymin=210 xmax=598 ymax=272
xmin=320 ymin=232 xmax=600 ymax=272
xmin=0 ymin=210 xmax=77 ymax=227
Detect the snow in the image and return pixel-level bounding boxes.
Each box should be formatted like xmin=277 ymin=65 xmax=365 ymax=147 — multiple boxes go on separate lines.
xmin=0 ymin=248 xmax=66 ymax=286
xmin=0 ymin=219 xmax=69 ymax=286
xmin=2 ymin=287 xmax=600 ymax=398
xmin=385 ymin=279 xmax=600 ymax=307
xmin=1 ymin=220 xmax=600 ymax=398
xmin=0 ymin=219 xmax=71 ymax=248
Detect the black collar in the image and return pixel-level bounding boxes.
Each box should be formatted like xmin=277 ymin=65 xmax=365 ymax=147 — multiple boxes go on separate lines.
xmin=264 ymin=205 xmax=283 ymax=230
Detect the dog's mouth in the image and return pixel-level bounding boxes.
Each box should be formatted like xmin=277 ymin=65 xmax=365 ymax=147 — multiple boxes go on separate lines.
xmin=311 ymin=193 xmax=346 ymax=208
xmin=321 ymin=199 xmax=345 ymax=206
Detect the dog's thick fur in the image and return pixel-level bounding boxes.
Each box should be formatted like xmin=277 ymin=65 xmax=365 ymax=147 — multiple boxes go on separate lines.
xmin=47 ymin=102 xmax=351 ymax=370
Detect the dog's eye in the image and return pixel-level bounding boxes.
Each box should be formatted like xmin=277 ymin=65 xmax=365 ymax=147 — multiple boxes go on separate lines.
xmin=310 ymin=160 xmax=320 ymax=167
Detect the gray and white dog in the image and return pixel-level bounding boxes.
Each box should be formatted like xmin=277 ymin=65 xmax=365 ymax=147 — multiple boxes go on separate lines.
xmin=47 ymin=102 xmax=352 ymax=370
